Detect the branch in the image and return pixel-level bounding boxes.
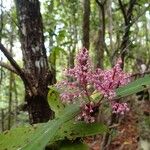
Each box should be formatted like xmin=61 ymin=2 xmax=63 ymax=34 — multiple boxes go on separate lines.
xmin=0 ymin=43 xmax=30 ymax=88
xmin=95 ymin=0 xmax=102 ymax=7
xmin=130 ymin=4 xmax=150 ymax=26
xmin=0 ymin=43 xmax=23 ymax=73
xmin=131 ymin=71 xmax=150 ymax=78
xmin=0 ymin=61 xmax=18 ymax=74
xmin=118 ymin=0 xmax=128 ymax=25
xmin=0 ymin=4 xmax=20 ymax=30
xmin=95 ymin=0 xmax=107 ymax=7
xmin=127 ymin=0 xmax=137 ymax=18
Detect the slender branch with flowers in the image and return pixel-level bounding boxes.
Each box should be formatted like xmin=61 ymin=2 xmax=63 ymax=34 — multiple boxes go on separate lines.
xmin=56 ymin=48 xmax=131 ymax=123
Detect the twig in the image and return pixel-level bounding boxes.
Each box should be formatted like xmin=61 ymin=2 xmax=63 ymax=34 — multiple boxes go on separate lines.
xmin=131 ymin=71 xmax=150 ymax=78
xmin=130 ymin=4 xmax=150 ymax=26
xmin=0 ymin=43 xmax=33 ymax=93
xmin=0 ymin=61 xmax=18 ymax=74
xmin=0 ymin=4 xmax=20 ymax=30
xmin=109 ymin=123 xmax=119 ymax=129
xmin=118 ymin=0 xmax=128 ymax=25
xmin=0 ymin=43 xmax=23 ymax=75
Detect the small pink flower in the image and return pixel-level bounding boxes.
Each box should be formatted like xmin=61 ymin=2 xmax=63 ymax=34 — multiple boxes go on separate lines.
xmin=77 ymin=102 xmax=98 ymax=123
xmin=112 ymin=102 xmax=129 ymax=114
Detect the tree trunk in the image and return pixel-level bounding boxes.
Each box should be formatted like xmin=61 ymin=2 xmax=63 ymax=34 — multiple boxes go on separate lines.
xmin=82 ymin=0 xmax=90 ymax=50
xmin=95 ymin=0 xmax=106 ymax=69
xmin=15 ymin=0 xmax=53 ymax=124
xmin=25 ymin=93 xmax=51 ymax=124
xmin=107 ymin=0 xmax=113 ymax=51
xmin=1 ymin=109 xmax=4 ymax=131
xmin=0 ymin=0 xmax=3 ymax=42
xmin=14 ymin=78 xmax=18 ymax=125
xmin=8 ymin=22 xmax=14 ymax=129
xmin=118 ymin=0 xmax=137 ymax=68
xmin=8 ymin=69 xmax=13 ymax=129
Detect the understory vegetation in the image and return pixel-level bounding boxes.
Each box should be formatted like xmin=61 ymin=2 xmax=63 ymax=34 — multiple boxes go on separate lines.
xmin=0 ymin=0 xmax=149 ymax=150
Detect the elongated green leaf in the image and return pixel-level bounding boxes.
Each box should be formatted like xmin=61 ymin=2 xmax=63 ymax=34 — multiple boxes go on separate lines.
xmin=0 ymin=104 xmax=79 ymax=150
xmin=54 ymin=121 xmax=107 ymax=141
xmin=21 ymin=103 xmax=80 ymax=150
xmin=48 ymin=87 xmax=65 ymax=117
xmin=0 ymin=104 xmax=107 ymax=150
xmin=0 ymin=120 xmax=60 ymax=150
xmin=116 ymin=75 xmax=150 ymax=98
xmin=0 ymin=121 xmax=107 ymax=150
xmin=3 ymin=74 xmax=149 ymax=150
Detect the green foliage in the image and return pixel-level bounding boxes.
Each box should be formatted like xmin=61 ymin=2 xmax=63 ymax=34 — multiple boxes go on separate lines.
xmin=0 ymin=0 xmax=149 ymax=149
xmin=48 ymin=86 xmax=65 ymax=117
xmin=0 ymin=119 xmax=107 ymax=150
xmin=116 ymin=75 xmax=150 ymax=98
xmin=0 ymin=102 xmax=107 ymax=150
xmin=0 ymin=125 xmax=40 ymax=150
xmin=0 ymin=103 xmax=80 ymax=150
xmin=90 ymin=90 xmax=102 ymax=103
xmin=55 ymin=121 xmax=107 ymax=141
xmin=58 ymin=140 xmax=89 ymax=150
xmin=144 ymin=116 xmax=150 ymax=129
xmin=1 ymin=74 xmax=150 ymax=149
xmin=90 ymin=75 xmax=150 ymax=102
xmin=20 ymin=103 xmax=80 ymax=150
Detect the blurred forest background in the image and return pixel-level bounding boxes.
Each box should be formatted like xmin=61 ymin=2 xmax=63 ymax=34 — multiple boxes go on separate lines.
xmin=0 ymin=0 xmax=150 ymax=149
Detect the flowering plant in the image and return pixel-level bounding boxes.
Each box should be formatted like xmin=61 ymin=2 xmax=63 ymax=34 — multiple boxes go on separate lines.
xmin=56 ymin=48 xmax=131 ymax=123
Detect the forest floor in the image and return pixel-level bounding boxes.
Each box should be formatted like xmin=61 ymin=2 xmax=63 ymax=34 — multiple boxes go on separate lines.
xmin=85 ymin=99 xmax=150 ymax=150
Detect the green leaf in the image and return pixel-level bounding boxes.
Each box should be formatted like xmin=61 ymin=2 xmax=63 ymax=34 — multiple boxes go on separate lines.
xmin=0 ymin=103 xmax=107 ymax=150
xmin=49 ymin=46 xmax=67 ymax=65
xmin=0 ymin=103 xmax=80 ymax=150
xmin=21 ymin=103 xmax=80 ymax=150
xmin=59 ymin=140 xmax=89 ymax=150
xmin=48 ymin=87 xmax=65 ymax=117
xmin=53 ymin=121 xmax=108 ymax=142
xmin=0 ymin=125 xmax=40 ymax=150
xmin=116 ymin=75 xmax=150 ymax=98
xmin=90 ymin=90 xmax=102 ymax=103
xmin=52 ymin=46 xmax=67 ymax=57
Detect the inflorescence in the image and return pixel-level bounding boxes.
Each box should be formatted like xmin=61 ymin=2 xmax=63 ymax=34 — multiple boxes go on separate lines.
xmin=56 ymin=48 xmax=131 ymax=123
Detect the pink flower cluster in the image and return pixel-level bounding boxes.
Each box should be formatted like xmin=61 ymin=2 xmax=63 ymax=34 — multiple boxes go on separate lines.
xmin=112 ymin=102 xmax=129 ymax=114
xmin=91 ymin=58 xmax=130 ymax=100
xmin=56 ymin=48 xmax=131 ymax=123
xmin=56 ymin=81 xmax=82 ymax=103
xmin=77 ymin=102 xmax=97 ymax=123
xmin=66 ymin=47 xmax=90 ymax=86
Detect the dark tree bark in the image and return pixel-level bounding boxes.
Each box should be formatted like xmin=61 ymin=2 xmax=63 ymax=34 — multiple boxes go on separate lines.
xmin=95 ymin=0 xmax=107 ymax=69
xmin=1 ymin=109 xmax=4 ymax=131
xmin=82 ymin=0 xmax=91 ymax=50
xmin=13 ymin=0 xmax=53 ymax=124
xmin=68 ymin=6 xmax=78 ymax=70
